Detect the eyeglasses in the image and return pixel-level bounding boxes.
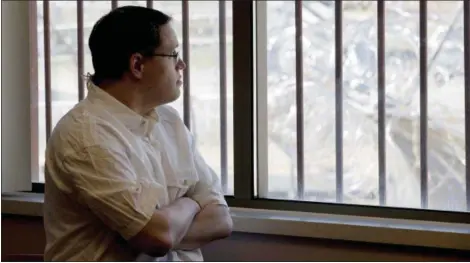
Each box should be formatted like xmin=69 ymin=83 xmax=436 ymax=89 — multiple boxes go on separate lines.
xmin=151 ymin=51 xmax=180 ymax=62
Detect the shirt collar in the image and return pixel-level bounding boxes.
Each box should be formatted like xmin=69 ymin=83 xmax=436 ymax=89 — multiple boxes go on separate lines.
xmin=86 ymin=79 xmax=159 ymax=137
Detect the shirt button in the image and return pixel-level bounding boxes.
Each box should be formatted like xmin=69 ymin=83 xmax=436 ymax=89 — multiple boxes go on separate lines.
xmin=151 ymin=140 xmax=160 ymax=147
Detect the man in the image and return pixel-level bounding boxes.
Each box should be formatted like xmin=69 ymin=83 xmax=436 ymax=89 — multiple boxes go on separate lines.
xmin=43 ymin=6 xmax=232 ymax=261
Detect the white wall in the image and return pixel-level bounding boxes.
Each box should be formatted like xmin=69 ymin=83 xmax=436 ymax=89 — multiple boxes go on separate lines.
xmin=1 ymin=1 xmax=33 ymax=193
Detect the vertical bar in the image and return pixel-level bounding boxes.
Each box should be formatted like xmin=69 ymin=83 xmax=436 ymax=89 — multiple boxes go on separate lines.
xmin=255 ymin=0 xmax=269 ymax=198
xmin=233 ymin=0 xmax=254 ymax=199
xmin=377 ymin=0 xmax=386 ymax=206
xmin=77 ymin=0 xmax=85 ymax=101
xmin=219 ymin=0 xmax=228 ymax=193
xmin=146 ymin=0 xmax=153 ymax=9
xmin=295 ymin=0 xmax=304 ymax=200
xmin=335 ymin=0 xmax=343 ymax=203
xmin=419 ymin=0 xmax=428 ymax=209
xmin=29 ymin=1 xmax=39 ymax=181
xmin=43 ymin=0 xmax=52 ymax=141
xmin=464 ymin=0 xmax=470 ymax=211
xmin=182 ymin=0 xmax=191 ymax=129
xmin=111 ymin=0 xmax=118 ymax=10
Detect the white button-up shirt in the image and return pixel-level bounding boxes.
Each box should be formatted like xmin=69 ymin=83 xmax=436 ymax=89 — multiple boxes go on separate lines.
xmin=43 ymin=81 xmax=227 ymax=261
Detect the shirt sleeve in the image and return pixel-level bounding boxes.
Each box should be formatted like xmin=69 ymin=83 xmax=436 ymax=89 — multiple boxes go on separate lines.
xmin=61 ymin=145 xmax=164 ymax=240
xmin=188 ymin=146 xmax=228 ymax=209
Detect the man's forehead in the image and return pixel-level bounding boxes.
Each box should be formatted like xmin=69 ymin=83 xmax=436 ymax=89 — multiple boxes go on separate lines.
xmin=158 ymin=23 xmax=179 ymax=50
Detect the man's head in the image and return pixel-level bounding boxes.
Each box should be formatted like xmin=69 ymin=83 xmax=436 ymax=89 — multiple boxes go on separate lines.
xmin=89 ymin=6 xmax=186 ymax=111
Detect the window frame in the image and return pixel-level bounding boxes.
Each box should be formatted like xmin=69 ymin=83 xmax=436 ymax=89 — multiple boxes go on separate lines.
xmin=28 ymin=0 xmax=470 ymax=225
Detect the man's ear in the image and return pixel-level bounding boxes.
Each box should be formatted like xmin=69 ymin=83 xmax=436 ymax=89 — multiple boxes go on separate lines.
xmin=129 ymin=53 xmax=145 ymax=80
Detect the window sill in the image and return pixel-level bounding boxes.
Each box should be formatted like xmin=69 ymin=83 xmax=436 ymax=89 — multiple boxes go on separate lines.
xmin=2 ymin=192 xmax=469 ymax=251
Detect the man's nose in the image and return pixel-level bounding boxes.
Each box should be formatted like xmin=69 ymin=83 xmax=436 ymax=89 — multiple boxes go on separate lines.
xmin=177 ymin=58 xmax=186 ymax=70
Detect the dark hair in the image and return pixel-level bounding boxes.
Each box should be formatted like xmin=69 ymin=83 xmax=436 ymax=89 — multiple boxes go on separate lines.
xmin=88 ymin=6 xmax=172 ymax=85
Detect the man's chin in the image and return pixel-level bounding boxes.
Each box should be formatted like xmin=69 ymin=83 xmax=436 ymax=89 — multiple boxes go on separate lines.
xmin=161 ymin=89 xmax=181 ymax=105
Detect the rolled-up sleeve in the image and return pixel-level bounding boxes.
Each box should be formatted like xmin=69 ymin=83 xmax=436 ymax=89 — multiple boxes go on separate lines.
xmin=62 ymin=145 xmax=163 ymax=240
xmin=189 ymin=147 xmax=228 ymax=208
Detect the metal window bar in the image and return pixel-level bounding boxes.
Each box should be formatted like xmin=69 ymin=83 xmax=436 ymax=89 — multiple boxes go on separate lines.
xmin=146 ymin=0 xmax=153 ymax=9
xmin=464 ymin=0 xmax=470 ymax=212
xmin=219 ymin=0 xmax=228 ymax=193
xmin=111 ymin=0 xmax=118 ymax=10
xmin=182 ymin=0 xmax=191 ymax=129
xmin=419 ymin=0 xmax=428 ymax=209
xmin=43 ymin=0 xmax=52 ymax=142
xmin=335 ymin=0 xmax=344 ymax=203
xmin=377 ymin=0 xmax=386 ymax=206
xmin=255 ymin=0 xmax=270 ymax=198
xmin=77 ymin=0 xmax=85 ymax=101
xmin=295 ymin=0 xmax=305 ymax=200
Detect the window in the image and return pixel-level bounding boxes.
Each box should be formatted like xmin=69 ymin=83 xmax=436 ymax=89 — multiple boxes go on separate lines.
xmin=256 ymin=1 xmax=469 ymax=212
xmin=29 ymin=0 xmax=469 ymax=223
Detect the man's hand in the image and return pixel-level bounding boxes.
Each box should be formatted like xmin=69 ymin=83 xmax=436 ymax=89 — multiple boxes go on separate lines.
xmin=174 ymin=204 xmax=232 ymax=251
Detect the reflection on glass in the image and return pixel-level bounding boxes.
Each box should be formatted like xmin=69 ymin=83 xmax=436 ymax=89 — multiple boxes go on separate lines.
xmin=425 ymin=1 xmax=465 ymax=211
xmin=265 ymin=1 xmax=466 ymax=211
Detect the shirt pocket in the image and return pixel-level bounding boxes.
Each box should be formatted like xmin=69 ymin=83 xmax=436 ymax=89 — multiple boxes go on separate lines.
xmin=166 ymin=169 xmax=198 ymax=202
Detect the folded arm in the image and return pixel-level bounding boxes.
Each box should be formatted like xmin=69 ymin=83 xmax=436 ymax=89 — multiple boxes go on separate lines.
xmin=129 ymin=197 xmax=200 ymax=256
xmin=174 ymin=204 xmax=232 ymax=251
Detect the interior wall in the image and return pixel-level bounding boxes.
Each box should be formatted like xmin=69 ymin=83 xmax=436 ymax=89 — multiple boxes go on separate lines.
xmin=2 ymin=215 xmax=469 ymax=261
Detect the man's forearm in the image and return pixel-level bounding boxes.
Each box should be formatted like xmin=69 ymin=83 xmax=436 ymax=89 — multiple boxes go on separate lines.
xmin=159 ymin=197 xmax=200 ymax=246
xmin=128 ymin=197 xmax=200 ymax=257
xmin=174 ymin=204 xmax=232 ymax=251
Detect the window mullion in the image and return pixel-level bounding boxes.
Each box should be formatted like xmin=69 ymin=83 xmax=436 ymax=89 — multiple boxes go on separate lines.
xmin=232 ymin=0 xmax=255 ymax=200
